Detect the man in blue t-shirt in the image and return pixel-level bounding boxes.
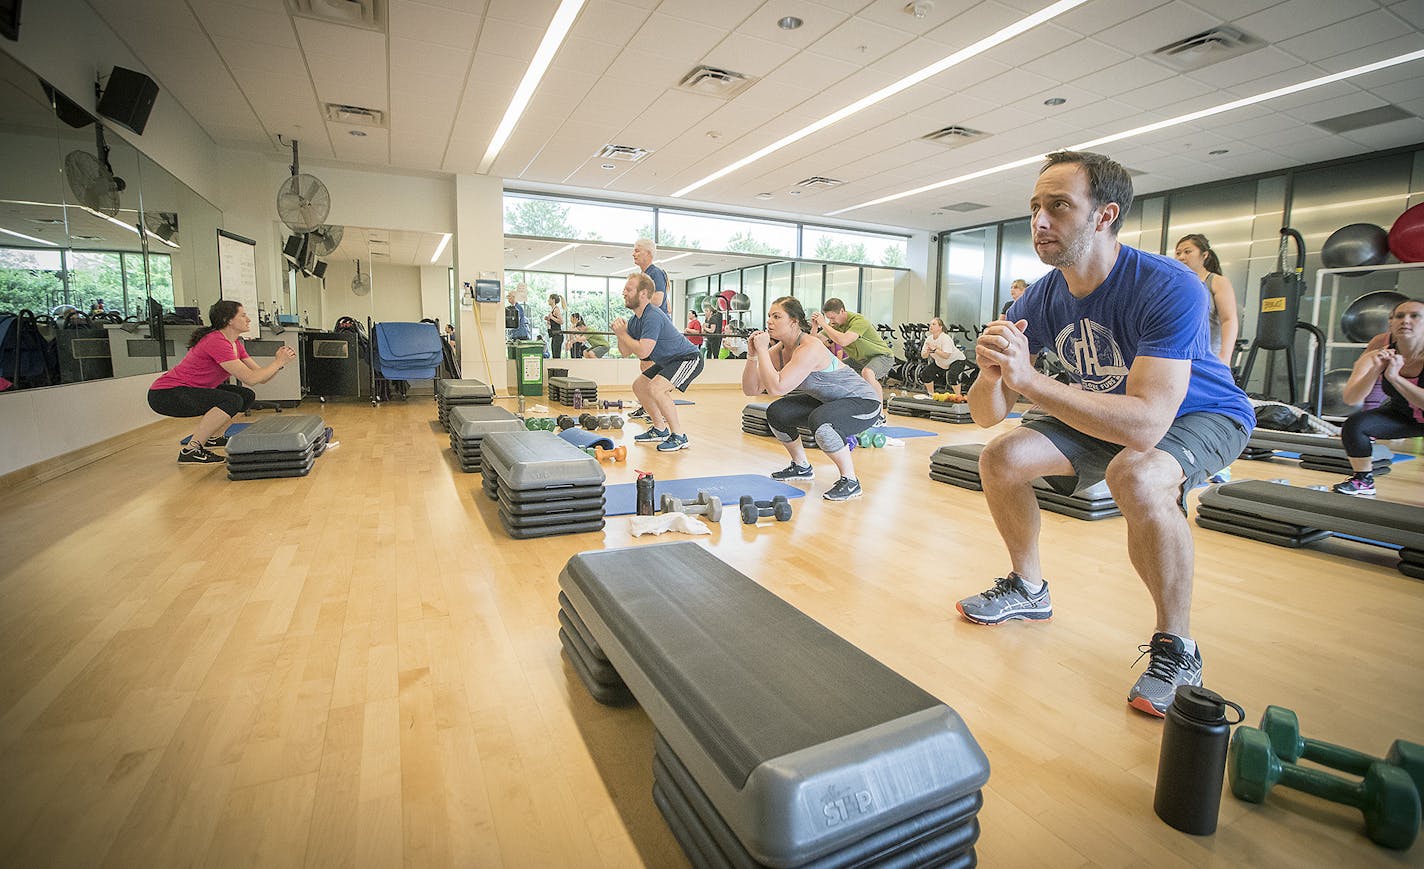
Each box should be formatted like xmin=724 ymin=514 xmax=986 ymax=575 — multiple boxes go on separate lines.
xmin=957 ymin=150 xmax=1254 ymax=719
xmin=634 ymin=238 xmax=669 ymax=316
xmin=612 ymin=272 xmax=703 ymax=451
xmin=504 ymin=290 xmax=531 ymax=341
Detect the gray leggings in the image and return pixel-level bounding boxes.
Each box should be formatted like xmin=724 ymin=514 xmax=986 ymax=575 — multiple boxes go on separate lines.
xmin=766 ymin=394 xmax=882 ymax=453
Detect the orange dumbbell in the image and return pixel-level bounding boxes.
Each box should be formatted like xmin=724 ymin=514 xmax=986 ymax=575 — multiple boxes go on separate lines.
xmin=591 ymin=445 xmax=626 ymax=462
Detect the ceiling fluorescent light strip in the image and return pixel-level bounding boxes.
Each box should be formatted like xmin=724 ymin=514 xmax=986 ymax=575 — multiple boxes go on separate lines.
xmin=0 ymin=226 xmax=59 ymax=246
xmin=526 ymin=242 xmax=579 ymax=270
xmin=81 ymin=205 xmax=141 ymax=236
xmin=828 ymin=48 xmax=1424 ymax=216
xmin=478 ymin=0 xmax=587 ymax=174
xmin=431 ymin=232 xmax=452 ymax=263
xmin=671 ymin=0 xmax=1091 ymax=198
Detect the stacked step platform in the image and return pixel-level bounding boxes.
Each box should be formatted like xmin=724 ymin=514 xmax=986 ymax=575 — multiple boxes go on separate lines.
xmin=226 ymin=414 xmax=329 ymax=481
xmin=930 ymin=442 xmax=1120 ymax=520
xmin=1241 ymin=429 xmax=1392 ymax=476
xmin=558 ymin=542 xmax=990 ymax=869
xmin=480 ymin=430 xmax=606 ymax=538
xmin=547 ymin=375 xmax=599 ymax=406
xmin=888 ymin=394 xmax=974 ymax=423
xmin=1196 ymin=480 xmax=1424 ymax=579
xmin=448 ymin=405 xmax=525 ymax=473
xmin=435 ymin=378 xmax=494 ymax=431
xmin=741 ymin=402 xmax=772 ymax=437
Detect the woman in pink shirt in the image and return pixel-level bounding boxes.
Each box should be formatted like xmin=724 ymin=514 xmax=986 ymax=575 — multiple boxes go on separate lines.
xmin=147 ymin=300 xmax=296 ymax=463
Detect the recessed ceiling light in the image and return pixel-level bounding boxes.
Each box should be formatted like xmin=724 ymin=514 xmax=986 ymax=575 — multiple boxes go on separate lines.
xmin=706 ymin=130 xmax=721 ymax=140
xmin=1209 ymin=148 xmax=1229 ymax=155
xmin=755 ymin=193 xmax=774 ymax=200
xmin=1043 ymin=97 xmax=1066 ymax=106
xmin=788 ymin=189 xmax=802 ymax=195
xmin=349 ymin=130 xmax=367 ymax=137
xmin=601 ymin=163 xmax=615 ymax=170
xmin=599 ymin=255 xmax=616 ymax=260
xmin=778 ymin=16 xmax=803 ymax=30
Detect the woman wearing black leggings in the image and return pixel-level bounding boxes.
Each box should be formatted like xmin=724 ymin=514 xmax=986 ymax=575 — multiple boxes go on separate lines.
xmin=147 ymin=300 xmax=296 ymax=463
xmin=1333 ymin=298 xmax=1424 ymax=496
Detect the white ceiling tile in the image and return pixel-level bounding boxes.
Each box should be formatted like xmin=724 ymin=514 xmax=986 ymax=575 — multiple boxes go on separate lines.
xmin=1072 ymin=56 xmax=1176 ymax=97
xmin=487 ymin=0 xmax=559 ymax=26
xmin=572 ymin=0 xmax=654 ymax=44
xmin=1021 ymin=38 xmax=1132 ymax=82
xmin=700 ymin=33 xmax=800 ymax=79
xmin=390 ymin=38 xmax=472 ymax=81
xmin=551 ymin=37 xmax=622 ymax=77
xmin=855 ymin=0 xmax=978 ymax=34
xmin=1282 ymin=92 xmax=1388 ymax=124
xmin=1311 ymin=34 xmax=1424 ymax=75
xmin=566 ymin=77 xmax=660 ymax=126
xmin=477 ymin=17 xmax=546 ymax=59
xmin=306 ymin=49 xmax=389 ymax=112
xmin=1247 ymin=80 xmax=1358 ymax=112
xmin=806 ymin=15 xmax=916 ymax=67
xmin=1053 ymin=0 xmax=1169 ymax=37
xmin=191 ymin=2 xmax=297 ymax=46
xmin=625 ymin=12 xmax=729 ymax=61
xmin=1185 ymin=46 xmax=1307 ymax=90
xmin=654 ymin=0 xmax=765 ymax=27
xmin=1278 ymin=11 xmax=1406 ymax=64
xmin=1364 ymin=75 xmax=1424 ymax=106
xmin=214 ymin=39 xmax=308 ymax=76
xmin=1235 ymin=0 xmax=1383 ymax=43
xmin=1095 ymin=2 xmax=1225 ymax=50
xmin=909 ymin=91 xmax=1001 ymax=126
xmin=389 ymin=0 xmax=485 ymax=49
xmin=736 ymin=1 xmax=852 ymax=49
xmin=960 ymin=67 xmax=1059 ymax=105
xmin=329 ymin=124 xmax=390 ymax=164
xmin=921 ymin=0 xmax=1025 ymax=50
xmin=1391 ymin=0 xmax=1424 ymax=28
xmin=617 ymin=90 xmax=725 ymax=150
xmin=90 ymin=0 xmax=202 ymax=30
xmin=204 ymin=123 xmax=273 ymax=146
xmin=1177 ymin=0 xmax=1284 ymax=18
xmin=731 ymin=78 xmax=818 ymax=115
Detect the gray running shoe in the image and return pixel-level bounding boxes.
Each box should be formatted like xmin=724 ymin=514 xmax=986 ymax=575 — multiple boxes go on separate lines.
xmin=955 ymin=574 xmax=1052 ymax=625
xmin=770 ymin=462 xmax=814 ymax=481
xmin=656 ymin=433 xmax=690 ymax=452
xmin=1128 ymin=632 xmax=1203 ymax=718
xmin=634 ymin=427 xmax=669 ymax=444
xmin=822 ymin=476 xmax=862 ymax=501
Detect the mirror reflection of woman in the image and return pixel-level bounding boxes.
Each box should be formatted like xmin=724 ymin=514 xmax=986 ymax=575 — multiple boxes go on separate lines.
xmin=545 ymin=293 xmax=564 ymax=358
xmin=146 ymin=300 xmax=296 ymax=464
xmin=1331 ymin=298 xmax=1424 ymax=496
xmin=1174 ymin=234 xmax=1239 ymax=367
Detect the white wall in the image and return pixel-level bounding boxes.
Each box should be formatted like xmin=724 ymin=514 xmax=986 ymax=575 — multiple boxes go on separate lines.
xmin=454 ymin=174 xmax=508 ymax=390
xmin=420 ymin=266 xmax=450 ymax=324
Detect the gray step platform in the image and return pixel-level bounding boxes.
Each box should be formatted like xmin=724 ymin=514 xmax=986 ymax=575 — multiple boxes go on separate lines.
xmin=448 ymin=405 xmax=524 ymax=472
xmin=558 ymin=542 xmax=989 ymax=868
xmin=226 ymin=414 xmax=327 ymax=455
xmin=547 ymin=376 xmax=599 ymax=406
xmin=742 ymin=403 xmax=773 ymax=437
xmin=1243 ymin=430 xmax=1392 ymax=475
xmin=888 ymin=396 xmax=974 ymax=424
xmin=481 ymin=431 xmax=606 ymax=538
xmin=435 ymin=378 xmax=494 ymax=401
xmin=929 ymin=444 xmax=1120 ymax=520
xmin=1197 ymin=480 xmax=1424 ymax=578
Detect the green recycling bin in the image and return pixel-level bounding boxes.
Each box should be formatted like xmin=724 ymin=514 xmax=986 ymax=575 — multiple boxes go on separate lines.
xmin=508 ymin=340 xmax=544 ymax=397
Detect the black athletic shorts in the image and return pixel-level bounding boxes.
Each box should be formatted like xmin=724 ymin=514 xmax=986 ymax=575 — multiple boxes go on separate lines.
xmin=642 ymin=355 xmax=703 ymax=392
xmin=147 ymin=384 xmax=255 ymax=418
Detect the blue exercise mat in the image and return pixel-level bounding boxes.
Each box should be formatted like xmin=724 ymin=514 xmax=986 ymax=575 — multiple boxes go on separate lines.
xmin=604 ymin=474 xmax=805 ymax=517
xmin=181 ymin=422 xmax=250 ymax=445
xmin=1274 ymin=450 xmax=1412 ymax=463
xmin=675 ymin=399 xmax=694 ymax=405
xmin=870 ymin=425 xmax=935 ymax=439
xmin=558 ymin=427 xmax=615 ymax=451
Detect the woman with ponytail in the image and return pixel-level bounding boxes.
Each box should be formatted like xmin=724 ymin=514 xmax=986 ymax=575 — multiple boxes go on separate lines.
xmin=147 ymin=300 xmax=297 ymax=463
xmin=1174 ymin=234 xmax=1239 ymax=367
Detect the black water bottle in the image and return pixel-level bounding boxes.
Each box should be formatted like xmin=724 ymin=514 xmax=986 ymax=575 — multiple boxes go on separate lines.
xmin=1154 ymin=685 xmax=1245 ymax=835
xmin=636 ymin=471 xmax=655 ymax=516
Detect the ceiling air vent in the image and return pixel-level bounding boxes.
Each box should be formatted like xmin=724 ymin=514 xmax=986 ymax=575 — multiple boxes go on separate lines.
xmin=677 ymin=65 xmax=755 ymax=99
xmin=597 ymin=144 xmax=650 ymax=163
xmin=1312 ymin=105 xmax=1413 ymax=134
xmin=324 ymin=103 xmax=386 ymax=127
xmin=793 ymin=176 xmax=843 ymax=189
xmin=1150 ymin=26 xmax=1262 ymax=72
xmin=941 ymin=202 xmax=987 ymax=212
xmin=289 ymin=0 xmax=385 ymax=31
xmin=921 ymin=125 xmax=983 ymax=146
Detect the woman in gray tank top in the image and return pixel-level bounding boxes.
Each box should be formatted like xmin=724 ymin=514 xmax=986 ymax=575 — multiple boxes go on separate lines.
xmin=742 ymin=296 xmax=882 ymax=502
xmin=1174 ymin=234 xmax=1239 ymax=367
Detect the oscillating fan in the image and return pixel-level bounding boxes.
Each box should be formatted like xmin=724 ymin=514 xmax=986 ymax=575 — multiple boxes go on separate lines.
xmin=275 ymin=139 xmax=330 ymax=233
xmin=143 ymin=211 xmax=179 ymax=244
xmin=351 ymin=260 xmax=371 ymax=296
xmin=64 ymin=125 xmax=126 ymax=217
xmin=307 ymin=224 xmax=343 ymax=256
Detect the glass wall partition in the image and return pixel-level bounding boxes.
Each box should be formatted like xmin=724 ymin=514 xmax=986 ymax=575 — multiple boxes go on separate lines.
xmin=861 ymin=267 xmax=899 ymax=326
xmin=940 ymin=226 xmax=999 ymax=329
xmin=824 ymin=263 xmax=860 ymax=309
xmin=803 ymin=225 xmax=908 ymax=266
xmin=792 ymin=262 xmax=823 ymax=311
xmin=766 ymin=261 xmax=793 ymax=301
xmin=995 ymin=219 xmax=1050 ymax=311
xmin=659 ymin=209 xmax=795 ymax=255
xmin=741 ymin=266 xmax=766 ymax=325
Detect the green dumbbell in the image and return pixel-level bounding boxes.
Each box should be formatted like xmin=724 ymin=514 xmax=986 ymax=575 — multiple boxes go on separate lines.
xmin=739 ymin=494 xmax=792 ymax=524
xmin=524 ymin=417 xmax=553 ymax=431
xmin=1229 ymin=725 xmax=1420 ymax=850
xmin=1259 ymin=706 xmax=1424 ymax=797
xmin=857 ymin=431 xmax=886 ymax=448
xmin=661 ymin=489 xmax=722 ymax=522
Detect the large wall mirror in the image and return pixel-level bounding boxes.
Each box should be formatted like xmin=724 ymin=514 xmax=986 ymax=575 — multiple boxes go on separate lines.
xmin=0 ymin=48 xmax=221 ymax=391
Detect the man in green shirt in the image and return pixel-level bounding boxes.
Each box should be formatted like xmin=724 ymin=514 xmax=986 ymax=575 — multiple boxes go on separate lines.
xmin=812 ymin=297 xmax=893 ymax=402
xmin=583 ymin=330 xmax=611 ymax=358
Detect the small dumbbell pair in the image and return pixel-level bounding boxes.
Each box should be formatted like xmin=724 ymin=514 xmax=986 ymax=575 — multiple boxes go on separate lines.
xmin=1228 ymin=705 xmax=1421 ymax=850
xmin=739 ymin=494 xmax=792 ymax=525
xmin=524 ymin=417 xmax=557 ymax=431
xmin=846 ymin=431 xmax=886 ymax=449
xmin=661 ymin=490 xmax=721 ymax=522
xmin=581 ymin=445 xmax=626 ymax=463
xmin=578 ymin=413 xmax=624 ymax=431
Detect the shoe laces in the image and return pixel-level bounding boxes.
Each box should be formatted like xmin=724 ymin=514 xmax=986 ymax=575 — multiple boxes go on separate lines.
xmin=980 ymin=576 xmax=1021 ymax=600
xmin=1134 ymin=642 xmax=1190 ymax=682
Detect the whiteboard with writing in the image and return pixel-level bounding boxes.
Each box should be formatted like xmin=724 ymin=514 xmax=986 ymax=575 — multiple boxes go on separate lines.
xmin=217 ymin=229 xmax=259 ymax=339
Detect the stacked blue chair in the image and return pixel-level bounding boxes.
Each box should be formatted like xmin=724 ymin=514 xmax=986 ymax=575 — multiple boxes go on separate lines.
xmin=372 ymin=321 xmax=442 ymax=383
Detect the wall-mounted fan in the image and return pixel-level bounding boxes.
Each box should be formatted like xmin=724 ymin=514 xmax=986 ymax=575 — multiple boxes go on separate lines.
xmin=276 ymin=139 xmax=330 ymax=233
xmin=65 ymin=124 xmax=126 ymax=216
xmin=143 ymin=211 xmax=179 ymax=244
xmin=307 ymin=224 xmax=343 ymax=256
xmin=351 ymin=260 xmax=370 ymax=296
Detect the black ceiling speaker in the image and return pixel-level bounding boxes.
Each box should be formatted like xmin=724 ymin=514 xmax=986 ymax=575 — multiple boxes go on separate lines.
xmin=97 ymin=66 xmax=158 ymax=135
xmin=282 ymin=233 xmax=306 ymax=262
xmin=311 ymin=260 xmax=327 ymax=279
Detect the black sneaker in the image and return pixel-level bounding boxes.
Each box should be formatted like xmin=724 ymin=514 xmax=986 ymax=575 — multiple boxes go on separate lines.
xmin=178 ymin=446 xmax=225 ymax=464
xmin=630 ymin=407 xmax=651 ymax=422
xmin=1332 ymin=474 xmax=1375 ymax=496
xmin=822 ymin=476 xmax=862 ymax=501
xmin=1128 ymin=632 xmax=1204 ymax=718
xmin=771 ymin=462 xmax=814 ymax=481
xmin=204 ymin=435 xmax=229 ymax=448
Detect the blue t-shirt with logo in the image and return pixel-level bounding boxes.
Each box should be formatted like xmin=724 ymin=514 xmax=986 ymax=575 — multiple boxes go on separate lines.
xmin=645 ymin=263 xmax=669 ymax=316
xmin=1008 ymin=244 xmax=1254 ymax=432
xmin=627 ymin=302 xmax=697 ymax=364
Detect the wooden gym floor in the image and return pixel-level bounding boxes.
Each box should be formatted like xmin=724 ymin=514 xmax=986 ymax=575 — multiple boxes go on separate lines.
xmin=1 ymin=386 xmax=1421 ymax=867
